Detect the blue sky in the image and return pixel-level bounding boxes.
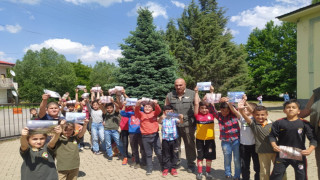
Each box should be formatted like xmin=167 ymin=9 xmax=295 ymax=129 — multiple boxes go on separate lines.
xmin=0 ymin=0 xmax=310 ymax=65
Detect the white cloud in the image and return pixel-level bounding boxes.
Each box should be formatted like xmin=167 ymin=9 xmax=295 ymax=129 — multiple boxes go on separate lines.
xmin=9 ymin=0 xmax=41 ymax=5
xmin=24 ymin=38 xmax=122 ymax=63
xmin=171 ymin=0 xmax=185 ymax=9
xmin=128 ymin=1 xmax=168 ymax=19
xmin=231 ymin=0 xmax=309 ymax=29
xmin=0 ymin=24 xmax=22 ymax=33
xmin=0 ymin=51 xmax=15 ymax=63
xmin=64 ymin=0 xmax=133 ymax=7
xmin=229 ymin=29 xmax=239 ymax=36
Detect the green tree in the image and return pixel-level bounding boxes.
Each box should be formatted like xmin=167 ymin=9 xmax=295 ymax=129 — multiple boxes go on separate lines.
xmin=14 ymin=48 xmax=76 ymax=102
xmin=89 ymin=61 xmax=118 ymax=89
xmin=312 ymin=0 xmax=320 ymax=4
xmin=117 ymin=8 xmax=177 ymax=104
xmin=71 ymin=59 xmax=92 ymax=88
xmin=165 ymin=0 xmax=250 ymax=94
xmin=246 ymin=21 xmax=297 ymax=97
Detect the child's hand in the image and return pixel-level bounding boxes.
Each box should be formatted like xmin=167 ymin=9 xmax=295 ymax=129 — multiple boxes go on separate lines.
xmin=194 ymin=86 xmax=198 ymax=93
xmin=153 ymin=100 xmax=158 ymax=104
xmin=121 ymin=89 xmax=125 ymax=95
xmin=238 ymin=100 xmax=245 ymax=109
xmin=118 ymin=127 xmax=121 ymax=133
xmin=179 ymin=114 xmax=183 ymax=120
xmin=242 ymin=94 xmax=247 ymax=101
xmin=210 ymin=86 xmax=214 ymax=93
xmin=54 ymin=125 xmax=62 ymax=134
xmin=272 ymin=145 xmax=281 ymax=152
xmin=123 ymin=101 xmax=127 ymax=106
xmin=83 ymin=118 xmax=89 ymax=125
xmin=42 ymin=94 xmax=50 ymax=100
xmin=220 ymin=97 xmax=229 ymax=103
xmin=60 ymin=120 xmax=66 ymax=125
xmin=75 ymin=88 xmax=78 ymax=93
xmin=103 ymin=121 xmax=105 ymax=126
xmin=21 ymin=127 xmax=29 ymax=136
xmin=301 ymin=149 xmax=312 ymax=156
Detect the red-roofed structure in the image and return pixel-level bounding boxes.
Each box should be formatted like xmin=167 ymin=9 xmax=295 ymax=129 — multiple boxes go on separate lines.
xmin=0 ymin=61 xmax=15 ymax=67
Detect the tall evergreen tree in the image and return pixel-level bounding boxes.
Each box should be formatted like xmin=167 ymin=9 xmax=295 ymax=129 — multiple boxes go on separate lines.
xmin=312 ymin=0 xmax=320 ymax=4
xmin=165 ymin=0 xmax=250 ymax=94
xmin=117 ymin=8 xmax=177 ymax=104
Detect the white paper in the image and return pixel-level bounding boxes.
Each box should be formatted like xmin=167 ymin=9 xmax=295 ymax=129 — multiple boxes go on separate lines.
xmin=44 ymin=89 xmax=61 ymax=98
xmin=65 ymin=112 xmax=86 ymax=124
xmin=91 ymin=87 xmax=101 ymax=92
xmin=77 ymin=85 xmax=86 ymax=90
xmin=205 ymin=93 xmax=221 ymax=103
xmin=115 ymin=86 xmax=124 ymax=91
xmin=279 ymin=145 xmax=302 ymax=161
xmin=81 ymin=93 xmax=90 ymax=99
xmin=108 ymin=88 xmax=116 ymax=95
xmin=100 ymin=96 xmax=112 ymax=103
xmin=27 ymin=120 xmax=58 ymax=133
xmin=126 ymin=98 xmax=138 ymax=106
xmin=197 ymin=82 xmax=211 ymax=91
xmin=66 ymin=100 xmax=76 ymax=104
xmin=141 ymin=97 xmax=153 ymax=105
xmin=227 ymin=92 xmax=245 ymax=103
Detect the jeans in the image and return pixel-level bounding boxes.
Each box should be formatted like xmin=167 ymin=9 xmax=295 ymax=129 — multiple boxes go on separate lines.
xmin=221 ymin=139 xmax=241 ymax=178
xmin=105 ymin=130 xmax=124 ymax=157
xmin=91 ymin=122 xmax=104 ymax=152
xmin=240 ymin=144 xmax=259 ymax=180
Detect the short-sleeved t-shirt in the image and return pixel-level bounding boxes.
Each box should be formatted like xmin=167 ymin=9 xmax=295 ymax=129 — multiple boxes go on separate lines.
xmin=239 ymin=116 xmax=255 ymax=145
xmin=249 ymin=119 xmax=274 ymax=153
xmin=20 ymin=144 xmax=58 ymax=180
xmin=162 ymin=117 xmax=179 ymax=141
xmin=104 ymin=111 xmax=121 ymax=130
xmin=195 ymin=113 xmax=215 ymax=140
xmin=54 ymin=135 xmax=80 ymax=171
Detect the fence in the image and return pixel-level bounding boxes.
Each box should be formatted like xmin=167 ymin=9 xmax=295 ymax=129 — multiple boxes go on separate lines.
xmin=0 ymin=103 xmax=40 ymax=139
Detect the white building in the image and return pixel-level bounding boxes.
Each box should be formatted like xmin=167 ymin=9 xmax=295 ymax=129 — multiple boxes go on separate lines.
xmin=0 ymin=61 xmax=16 ymax=103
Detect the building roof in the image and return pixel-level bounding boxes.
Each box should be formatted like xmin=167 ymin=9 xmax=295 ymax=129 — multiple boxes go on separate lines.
xmin=277 ymin=2 xmax=320 ymax=22
xmin=0 ymin=61 xmax=15 ymax=67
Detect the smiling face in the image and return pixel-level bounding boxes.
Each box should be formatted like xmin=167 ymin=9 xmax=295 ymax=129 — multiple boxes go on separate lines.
xmin=283 ymin=102 xmax=300 ymax=119
xmin=199 ymin=105 xmax=209 ymax=115
xmin=92 ymin=102 xmax=99 ymax=110
xmin=106 ymin=105 xmax=114 ymax=114
xmin=253 ymin=110 xmax=268 ymax=124
xmin=47 ymin=103 xmax=60 ymax=118
xmin=144 ymin=104 xmax=153 ymax=114
xmin=220 ymin=107 xmax=230 ymax=117
xmin=28 ymin=134 xmax=46 ymax=149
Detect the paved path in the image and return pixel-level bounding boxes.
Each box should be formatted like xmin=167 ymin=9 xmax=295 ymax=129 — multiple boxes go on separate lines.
xmin=0 ymin=110 xmax=317 ymax=180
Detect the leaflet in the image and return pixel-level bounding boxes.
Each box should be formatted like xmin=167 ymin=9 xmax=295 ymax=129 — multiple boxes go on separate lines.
xmin=197 ymin=82 xmax=211 ymax=91
xmin=141 ymin=97 xmax=153 ymax=105
xmin=44 ymin=89 xmax=60 ymax=98
xmin=279 ymin=145 xmax=302 ymax=161
xmin=166 ymin=112 xmax=180 ymax=119
xmin=77 ymin=85 xmax=86 ymax=90
xmin=227 ymin=92 xmax=245 ymax=103
xmin=108 ymin=88 xmax=116 ymax=95
xmin=126 ymin=98 xmax=138 ymax=106
xmin=66 ymin=100 xmax=76 ymax=104
xmin=81 ymin=93 xmax=90 ymax=99
xmin=91 ymin=86 xmax=101 ymax=92
xmin=65 ymin=112 xmax=86 ymax=124
xmin=100 ymin=96 xmax=112 ymax=103
xmin=27 ymin=120 xmax=58 ymax=133
xmin=205 ymin=93 xmax=221 ymax=104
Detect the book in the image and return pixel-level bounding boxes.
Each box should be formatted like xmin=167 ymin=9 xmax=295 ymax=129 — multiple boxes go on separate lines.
xmin=65 ymin=112 xmax=86 ymax=124
xmin=227 ymin=92 xmax=245 ymax=103
xmin=205 ymin=93 xmax=221 ymax=103
xmin=126 ymin=98 xmax=138 ymax=106
xmin=279 ymin=145 xmax=302 ymax=161
xmin=27 ymin=120 xmax=58 ymax=133
xmin=197 ymin=82 xmax=211 ymax=91
xmin=44 ymin=89 xmax=60 ymax=98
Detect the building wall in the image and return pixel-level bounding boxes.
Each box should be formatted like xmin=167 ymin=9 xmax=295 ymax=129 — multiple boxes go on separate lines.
xmin=297 ymin=11 xmax=320 ymax=102
xmin=0 ymin=89 xmax=7 ymax=103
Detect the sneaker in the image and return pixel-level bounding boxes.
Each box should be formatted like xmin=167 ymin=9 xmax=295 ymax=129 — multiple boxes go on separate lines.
xmin=94 ymin=151 xmax=101 ymax=155
xmin=122 ymin=158 xmax=128 ymax=165
xmin=107 ymin=156 xmax=113 ymax=162
xmin=162 ymin=169 xmax=169 ymax=177
xmin=171 ymin=168 xmax=178 ymax=177
xmin=205 ymin=172 xmax=212 ymax=180
xmin=196 ymin=173 xmax=202 ymax=180
xmin=80 ymin=146 xmax=84 ymax=151
xmin=146 ymin=169 xmax=152 ymax=175
xmin=187 ymin=165 xmax=194 ymax=173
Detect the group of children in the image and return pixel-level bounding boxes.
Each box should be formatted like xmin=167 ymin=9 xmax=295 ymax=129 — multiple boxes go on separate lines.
xmin=21 ymin=86 xmax=317 ymax=180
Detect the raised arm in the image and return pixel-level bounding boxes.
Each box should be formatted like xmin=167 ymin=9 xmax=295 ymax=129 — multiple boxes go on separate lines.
xmin=154 ymin=101 xmax=161 ymax=116
xmin=238 ymin=106 xmax=253 ymax=125
xmin=77 ymin=119 xmax=89 ymax=139
xmin=226 ymin=100 xmax=241 ymax=119
xmin=75 ymin=89 xmax=79 ymax=102
xmin=165 ymin=96 xmax=170 ymax=106
xmin=134 ymin=100 xmax=142 ymax=119
xmin=39 ymin=94 xmax=49 ymax=118
xmin=47 ymin=125 xmax=62 ymax=149
xmin=194 ymin=86 xmax=199 ymax=116
xmin=20 ymin=127 xmax=29 ymax=151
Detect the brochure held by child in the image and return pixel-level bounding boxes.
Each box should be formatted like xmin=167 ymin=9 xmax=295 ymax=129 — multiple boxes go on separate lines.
xmin=27 ymin=120 xmax=59 ymax=133
xmin=126 ymin=98 xmax=138 ymax=106
xmin=197 ymin=82 xmax=211 ymax=91
xmin=65 ymin=112 xmax=86 ymax=124
xmin=227 ymin=92 xmax=245 ymax=103
xmin=205 ymin=93 xmax=221 ymax=104
xmin=100 ymin=96 xmax=112 ymax=103
xmin=43 ymin=89 xmax=61 ymax=98
xmin=81 ymin=93 xmax=90 ymax=99
xmin=91 ymin=86 xmax=101 ymax=92
xmin=166 ymin=112 xmax=180 ymax=119
xmin=279 ymin=145 xmax=303 ymax=161
xmin=77 ymin=85 xmax=86 ymax=90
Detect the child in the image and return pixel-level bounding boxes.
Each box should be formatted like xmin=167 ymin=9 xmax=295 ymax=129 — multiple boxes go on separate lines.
xmin=86 ymin=99 xmax=104 ymax=155
xmin=118 ymin=89 xmax=130 ymax=165
xmin=55 ymin=118 xmax=89 ymax=180
xmin=121 ymin=101 xmax=146 ymax=169
xmin=135 ymin=99 xmax=162 ymax=175
xmin=30 ymin=108 xmax=38 ymax=120
xmin=238 ymin=95 xmax=260 ymax=180
xmin=257 ymin=95 xmax=263 ymax=105
xmin=208 ymin=88 xmax=241 ymax=180
xmin=239 ymin=105 xmax=286 ymax=180
xmin=158 ymin=105 xmax=183 ymax=177
xmin=20 ymin=125 xmax=61 ymax=180
xmin=102 ymin=100 xmax=124 ymax=161
xmin=194 ymin=87 xmax=215 ymax=180
xmin=269 ymin=99 xmax=317 ymax=180
xmin=39 ymin=94 xmax=63 ymax=121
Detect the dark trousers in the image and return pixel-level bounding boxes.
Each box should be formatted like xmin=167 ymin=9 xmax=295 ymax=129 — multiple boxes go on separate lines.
xmin=142 ymin=133 xmax=162 ymax=171
xmin=240 ymin=144 xmax=260 ymax=180
xmin=162 ymin=139 xmax=179 ymax=170
xmin=120 ymin=130 xmax=129 ymax=158
xmin=129 ymin=133 xmax=146 ymax=165
xmin=177 ymin=126 xmax=196 ymax=167
xmin=270 ymin=155 xmax=307 ymax=180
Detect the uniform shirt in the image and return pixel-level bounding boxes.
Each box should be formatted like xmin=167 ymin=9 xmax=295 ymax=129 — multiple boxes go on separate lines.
xmin=269 ymin=118 xmax=317 ymax=150
xmin=104 ymin=111 xmax=121 ymax=130
xmin=195 ymin=113 xmax=215 ymax=140
xmin=20 ymin=144 xmax=58 ymax=180
xmin=249 ymin=119 xmax=274 ymax=153
xmin=162 ymin=117 xmax=179 ymax=141
xmin=54 ymin=135 xmax=80 ymax=171
xmin=239 ymin=116 xmax=255 ymax=145
xmin=209 ymin=105 xmax=240 ymax=142
xmin=134 ymin=104 xmax=161 ymax=135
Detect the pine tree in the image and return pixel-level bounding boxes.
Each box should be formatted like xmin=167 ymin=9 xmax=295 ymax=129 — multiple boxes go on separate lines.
xmin=117 ymin=8 xmax=177 ymax=104
xmin=165 ymin=0 xmax=250 ymax=94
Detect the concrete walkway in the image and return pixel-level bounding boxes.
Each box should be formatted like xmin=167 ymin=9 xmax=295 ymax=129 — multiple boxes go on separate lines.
xmin=0 ymin=110 xmax=317 ymax=180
